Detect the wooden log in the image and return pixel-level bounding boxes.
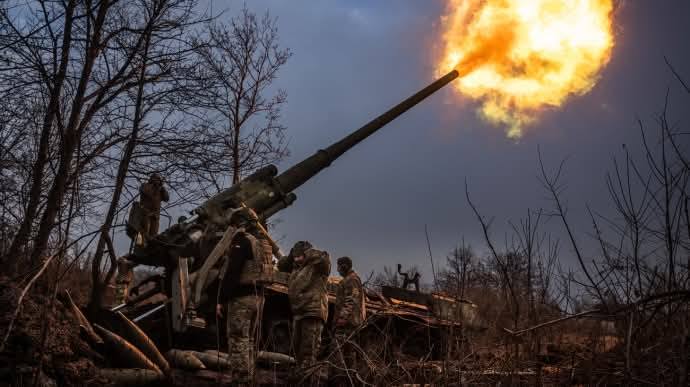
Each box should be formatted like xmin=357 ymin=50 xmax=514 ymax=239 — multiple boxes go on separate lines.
xmin=115 ymin=312 xmax=170 ymax=375
xmin=98 ymin=368 xmax=163 ymax=385
xmin=93 ymin=324 xmax=162 ymax=374
xmin=165 ymin=349 xmax=206 ymax=370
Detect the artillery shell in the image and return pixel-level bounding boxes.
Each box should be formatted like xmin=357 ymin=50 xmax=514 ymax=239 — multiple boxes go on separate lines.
xmin=98 ymin=368 xmax=163 ymax=385
xmin=114 ymin=312 xmax=170 ymax=375
xmin=78 ymin=324 xmax=104 ymax=348
xmin=165 ymin=349 xmax=206 ymax=370
xmin=202 ymin=349 xmax=229 ymax=359
xmin=190 ymin=351 xmax=231 ymax=370
xmin=93 ymin=324 xmax=162 ymax=374
xmin=64 ymin=290 xmax=103 ymax=345
xmin=257 ymin=351 xmax=295 ymax=364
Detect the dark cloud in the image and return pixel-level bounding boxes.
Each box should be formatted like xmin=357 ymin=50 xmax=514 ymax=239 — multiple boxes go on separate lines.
xmin=228 ymin=1 xmax=690 ymax=280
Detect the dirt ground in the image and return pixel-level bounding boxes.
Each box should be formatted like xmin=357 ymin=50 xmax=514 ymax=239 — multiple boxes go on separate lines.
xmin=0 ymin=276 xmax=292 ymax=386
xmin=0 ymin=276 xmax=99 ymax=386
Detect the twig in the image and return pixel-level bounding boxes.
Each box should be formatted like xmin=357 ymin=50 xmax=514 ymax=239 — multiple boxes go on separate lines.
xmin=502 ymin=309 xmax=601 ymax=336
xmin=665 ymin=56 xmax=690 ymax=94
xmin=537 ymin=147 xmax=605 ymax=304
xmin=424 ymin=224 xmax=438 ymax=290
xmin=625 ymin=310 xmax=633 ymax=382
xmin=0 ymin=254 xmax=56 ymax=352
xmin=505 ymin=290 xmax=690 ymax=337
xmin=465 ymin=180 xmax=520 ymax=317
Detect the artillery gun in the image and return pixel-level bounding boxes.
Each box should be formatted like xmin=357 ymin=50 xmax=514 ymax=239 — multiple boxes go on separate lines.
xmin=114 ymin=69 xmax=482 ymax=365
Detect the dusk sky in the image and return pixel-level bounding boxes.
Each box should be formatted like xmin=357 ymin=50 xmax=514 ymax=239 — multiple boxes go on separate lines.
xmin=215 ymin=1 xmax=690 ymax=280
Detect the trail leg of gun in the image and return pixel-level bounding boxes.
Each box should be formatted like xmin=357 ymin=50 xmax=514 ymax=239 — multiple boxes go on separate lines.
xmin=191 ymin=226 xmax=238 ymax=307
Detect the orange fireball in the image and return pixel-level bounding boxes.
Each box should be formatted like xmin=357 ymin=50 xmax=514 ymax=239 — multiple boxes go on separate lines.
xmin=438 ymin=0 xmax=614 ymax=138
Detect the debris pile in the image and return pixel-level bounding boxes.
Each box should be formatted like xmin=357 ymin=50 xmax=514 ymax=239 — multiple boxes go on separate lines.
xmin=0 ymin=277 xmax=98 ymax=386
xmin=0 ymin=275 xmax=294 ymax=386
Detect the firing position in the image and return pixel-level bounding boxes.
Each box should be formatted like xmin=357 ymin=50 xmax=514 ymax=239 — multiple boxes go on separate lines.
xmin=278 ymin=241 xmax=331 ymax=382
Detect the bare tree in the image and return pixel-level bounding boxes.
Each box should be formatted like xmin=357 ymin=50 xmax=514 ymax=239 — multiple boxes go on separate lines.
xmin=440 ymin=240 xmax=478 ymax=299
xmin=1 ymin=0 xmax=79 ymax=265
xmin=1 ymin=0 xmax=166 ymax=267
xmin=0 ymin=0 xmax=220 ymax=271
xmin=371 ymin=265 xmax=401 ymax=289
xmin=86 ymin=0 xmax=209 ymax=311
xmin=190 ymin=7 xmax=291 ymax=185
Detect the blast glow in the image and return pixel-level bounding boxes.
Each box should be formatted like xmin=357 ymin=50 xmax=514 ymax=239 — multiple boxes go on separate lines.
xmin=439 ymin=0 xmax=614 ymax=138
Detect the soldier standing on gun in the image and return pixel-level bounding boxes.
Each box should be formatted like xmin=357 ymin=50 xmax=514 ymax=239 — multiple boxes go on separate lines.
xmin=331 ymin=256 xmax=366 ymax=383
xmin=115 ymin=173 xmax=170 ymax=304
xmin=139 ymin=173 xmax=169 ymax=239
xmin=278 ymin=241 xmax=331 ymax=383
xmin=216 ymin=208 xmax=274 ymax=384
xmin=115 ymin=173 xmax=169 ymax=304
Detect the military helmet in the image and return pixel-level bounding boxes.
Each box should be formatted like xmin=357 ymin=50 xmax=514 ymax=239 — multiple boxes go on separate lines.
xmin=149 ymin=173 xmax=162 ymax=183
xmin=336 ymin=256 xmax=352 ymax=268
xmin=289 ymin=240 xmax=312 ymax=258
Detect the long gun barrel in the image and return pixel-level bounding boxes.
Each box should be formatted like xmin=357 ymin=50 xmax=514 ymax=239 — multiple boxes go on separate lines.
xmin=190 ymin=69 xmax=459 ymax=223
xmin=276 ymin=69 xmax=460 ymax=193
xmin=131 ymin=70 xmax=459 ymax=266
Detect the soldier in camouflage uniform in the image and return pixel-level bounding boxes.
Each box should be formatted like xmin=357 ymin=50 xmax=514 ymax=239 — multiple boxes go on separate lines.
xmin=331 ymin=256 xmax=366 ymax=382
xmin=139 ymin=173 xmax=169 ymax=239
xmin=114 ymin=257 xmax=135 ymax=304
xmin=116 ymin=174 xmax=169 ymax=304
xmin=278 ymin=241 xmax=331 ymax=383
xmin=217 ymin=208 xmax=274 ymax=384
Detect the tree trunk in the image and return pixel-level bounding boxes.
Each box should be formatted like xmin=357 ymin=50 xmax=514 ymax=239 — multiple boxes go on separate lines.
xmin=232 ymin=122 xmax=240 ymax=183
xmin=4 ymin=0 xmax=76 ymax=267
xmin=89 ymin=27 xmax=153 ymax=312
xmin=30 ymin=0 xmax=112 ymax=265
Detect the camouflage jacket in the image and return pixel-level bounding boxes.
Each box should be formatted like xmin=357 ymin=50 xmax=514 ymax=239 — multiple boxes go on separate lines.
xmin=218 ymin=232 xmax=273 ymax=301
xmin=278 ymin=248 xmax=331 ymax=322
xmin=139 ymin=182 xmax=169 ymax=212
xmin=334 ymin=271 xmax=365 ymax=327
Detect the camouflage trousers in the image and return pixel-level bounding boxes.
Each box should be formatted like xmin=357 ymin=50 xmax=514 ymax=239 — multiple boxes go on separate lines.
xmin=226 ymin=293 xmax=264 ymax=382
xmin=330 ymin=327 xmax=359 ymax=384
xmin=114 ymin=264 xmax=133 ymax=305
xmin=143 ymin=213 xmax=160 ymax=240
xmin=292 ymin=317 xmax=324 ymax=377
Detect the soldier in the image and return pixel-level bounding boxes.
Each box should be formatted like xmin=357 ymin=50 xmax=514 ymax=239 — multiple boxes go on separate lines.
xmin=116 ymin=174 xmax=168 ymax=304
xmin=277 ymin=241 xmax=331 ymax=383
xmin=331 ymin=256 xmax=366 ymax=382
xmin=114 ymin=257 xmax=135 ymax=305
xmin=139 ymin=173 xmax=169 ymax=240
xmin=216 ymin=208 xmax=274 ymax=384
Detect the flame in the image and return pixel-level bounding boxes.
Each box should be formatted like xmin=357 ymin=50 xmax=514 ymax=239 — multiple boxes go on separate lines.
xmin=438 ymin=0 xmax=614 ymax=138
